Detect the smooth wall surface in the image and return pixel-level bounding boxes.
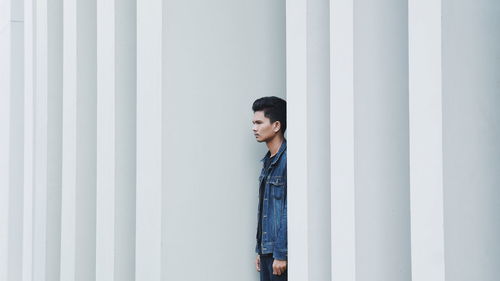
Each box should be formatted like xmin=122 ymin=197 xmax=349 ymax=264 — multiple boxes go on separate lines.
xmin=354 ymin=0 xmax=411 ymax=280
xmin=161 ymin=1 xmax=286 ymax=281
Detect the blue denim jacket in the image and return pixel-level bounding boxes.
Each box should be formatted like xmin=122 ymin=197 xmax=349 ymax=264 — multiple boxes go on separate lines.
xmin=255 ymin=138 xmax=287 ymax=260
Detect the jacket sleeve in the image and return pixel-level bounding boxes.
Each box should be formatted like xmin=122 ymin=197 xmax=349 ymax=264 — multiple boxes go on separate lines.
xmin=273 ymin=189 xmax=287 ymax=260
xmin=255 ymin=188 xmax=261 ymax=255
xmin=255 ymin=218 xmax=260 ymax=254
xmin=255 ymin=168 xmax=266 ymax=255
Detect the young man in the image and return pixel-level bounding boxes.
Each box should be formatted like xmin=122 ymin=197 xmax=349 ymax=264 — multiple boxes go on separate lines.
xmin=252 ymin=96 xmax=288 ymax=281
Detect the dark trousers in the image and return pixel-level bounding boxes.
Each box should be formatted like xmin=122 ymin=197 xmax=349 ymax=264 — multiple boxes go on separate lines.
xmin=259 ymin=254 xmax=288 ymax=281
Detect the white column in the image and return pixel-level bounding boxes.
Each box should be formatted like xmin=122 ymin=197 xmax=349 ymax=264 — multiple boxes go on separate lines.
xmin=46 ymin=2 xmax=63 ymax=281
xmin=441 ymin=1 xmax=500 ymax=280
xmin=33 ymin=0 xmax=49 ymax=280
xmin=287 ymin=1 xmax=333 ymax=280
xmin=408 ymin=0 xmax=446 ymax=281
xmin=114 ymin=0 xmax=136 ymax=280
xmin=8 ymin=0 xmax=25 ymax=280
xmin=136 ymin=0 xmax=163 ymax=280
xmin=330 ymin=0 xmax=356 ymax=280
xmin=33 ymin=1 xmax=64 ymax=280
xmin=61 ymin=0 xmax=97 ymax=280
xmin=96 ymin=0 xmax=136 ymax=280
xmin=96 ymin=0 xmax=115 ymax=280
xmin=60 ymin=0 xmax=77 ymax=280
xmin=22 ymin=0 xmax=34 ymax=279
xmin=74 ymin=0 xmax=98 ymax=274
xmin=286 ymin=0 xmax=309 ymax=280
xmin=0 ymin=0 xmax=11 ymax=279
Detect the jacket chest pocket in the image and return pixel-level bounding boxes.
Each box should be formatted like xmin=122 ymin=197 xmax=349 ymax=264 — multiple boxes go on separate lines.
xmin=268 ymin=176 xmax=285 ymax=200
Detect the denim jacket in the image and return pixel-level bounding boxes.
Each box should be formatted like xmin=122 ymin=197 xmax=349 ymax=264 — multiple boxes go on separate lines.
xmin=255 ymin=138 xmax=287 ymax=260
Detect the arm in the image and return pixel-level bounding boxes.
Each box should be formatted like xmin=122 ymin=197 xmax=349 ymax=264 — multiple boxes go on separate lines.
xmin=255 ymin=186 xmax=262 ymax=255
xmin=255 ymin=208 xmax=260 ymax=254
xmin=273 ymin=193 xmax=287 ymax=261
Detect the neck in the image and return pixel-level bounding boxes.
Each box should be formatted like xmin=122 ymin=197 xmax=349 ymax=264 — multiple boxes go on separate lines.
xmin=266 ymin=134 xmax=284 ymax=157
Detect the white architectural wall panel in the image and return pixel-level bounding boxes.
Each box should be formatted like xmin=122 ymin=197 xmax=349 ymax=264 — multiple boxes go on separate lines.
xmin=75 ymin=0 xmax=97 ymax=278
xmin=31 ymin=1 xmax=65 ymax=280
xmin=0 ymin=0 xmax=11 ymax=279
xmin=33 ymin=0 xmax=50 ymax=280
xmin=330 ymin=0 xmax=356 ymax=280
xmin=408 ymin=0 xmax=446 ymax=281
xmin=136 ymin=0 xmax=163 ymax=280
xmin=114 ymin=1 xmax=136 ymax=280
xmin=286 ymin=0 xmax=310 ymax=280
xmin=60 ymin=0 xmax=78 ymax=279
xmin=285 ymin=0 xmax=333 ymax=280
xmin=442 ymin=1 xmax=500 ymax=280
xmin=7 ymin=0 xmax=25 ymax=280
xmin=61 ymin=0 xmax=97 ymax=281
xmin=22 ymin=0 xmax=34 ymax=280
xmin=46 ymin=1 xmax=63 ymax=280
xmin=96 ymin=0 xmax=116 ymax=280
xmin=97 ymin=0 xmax=136 ymax=280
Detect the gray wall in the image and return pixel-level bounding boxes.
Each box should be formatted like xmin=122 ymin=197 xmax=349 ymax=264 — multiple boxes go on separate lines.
xmin=354 ymin=1 xmax=411 ymax=281
xmin=161 ymin=0 xmax=285 ymax=280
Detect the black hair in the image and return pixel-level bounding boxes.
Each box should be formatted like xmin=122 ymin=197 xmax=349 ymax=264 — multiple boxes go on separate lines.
xmin=252 ymin=96 xmax=287 ymax=134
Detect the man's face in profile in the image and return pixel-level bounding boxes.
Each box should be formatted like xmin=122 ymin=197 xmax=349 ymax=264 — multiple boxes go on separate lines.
xmin=252 ymin=111 xmax=278 ymax=143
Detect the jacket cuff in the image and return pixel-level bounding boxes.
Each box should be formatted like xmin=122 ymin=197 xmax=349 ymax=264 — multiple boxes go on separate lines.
xmin=273 ymin=249 xmax=287 ymax=261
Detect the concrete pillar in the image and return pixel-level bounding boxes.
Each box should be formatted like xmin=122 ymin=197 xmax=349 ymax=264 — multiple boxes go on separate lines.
xmin=442 ymin=1 xmax=500 ymax=280
xmin=286 ymin=0 xmax=311 ymax=280
xmin=96 ymin=0 xmax=136 ymax=280
xmin=60 ymin=0 xmax=97 ymax=280
xmin=96 ymin=0 xmax=116 ymax=279
xmin=6 ymin=0 xmax=25 ymax=280
xmin=287 ymin=1 xmax=332 ymax=281
xmin=32 ymin=0 xmax=64 ymax=280
xmin=136 ymin=0 xmax=163 ymax=280
xmin=0 ymin=0 xmax=25 ymax=280
xmin=22 ymin=0 xmax=34 ymax=279
xmin=0 ymin=0 xmax=11 ymax=271
xmin=408 ymin=0 xmax=446 ymax=280
xmin=330 ymin=0 xmax=356 ymax=280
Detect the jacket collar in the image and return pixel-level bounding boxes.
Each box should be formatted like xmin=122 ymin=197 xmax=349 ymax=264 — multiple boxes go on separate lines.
xmin=260 ymin=138 xmax=287 ymax=166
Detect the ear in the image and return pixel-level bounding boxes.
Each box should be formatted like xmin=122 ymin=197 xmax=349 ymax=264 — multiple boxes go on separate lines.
xmin=273 ymin=121 xmax=281 ymax=133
